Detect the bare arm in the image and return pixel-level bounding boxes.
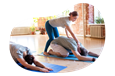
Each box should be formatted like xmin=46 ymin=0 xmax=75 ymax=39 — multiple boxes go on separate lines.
xmin=65 ymin=28 xmax=69 ymax=38
xmin=17 ymin=58 xmax=49 ymax=72
xmin=65 ymin=25 xmax=79 ymax=44
xmin=30 ymin=55 xmax=45 ymax=67
xmin=88 ymin=52 xmax=99 ymax=57
xmin=71 ymin=50 xmax=94 ymax=61
xmin=33 ymin=58 xmax=53 ymax=71
xmin=65 ymin=25 xmax=81 ymax=53
xmin=33 ymin=59 xmax=45 ymax=68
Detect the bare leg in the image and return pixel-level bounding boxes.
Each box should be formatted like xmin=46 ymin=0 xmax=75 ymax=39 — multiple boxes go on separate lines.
xmin=48 ymin=49 xmax=68 ymax=57
xmin=48 ymin=49 xmax=63 ymax=57
xmin=88 ymin=52 xmax=99 ymax=57
xmin=48 ymin=49 xmax=56 ymax=55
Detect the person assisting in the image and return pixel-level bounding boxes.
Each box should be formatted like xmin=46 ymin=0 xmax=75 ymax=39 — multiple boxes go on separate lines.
xmin=44 ymin=11 xmax=81 ymax=55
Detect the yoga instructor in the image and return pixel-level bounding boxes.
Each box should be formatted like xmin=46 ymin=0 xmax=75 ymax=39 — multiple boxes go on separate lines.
xmin=44 ymin=11 xmax=80 ymax=55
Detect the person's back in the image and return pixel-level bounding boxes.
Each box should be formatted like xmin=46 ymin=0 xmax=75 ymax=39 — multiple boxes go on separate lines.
xmin=50 ymin=36 xmax=88 ymax=57
xmin=49 ymin=17 xmax=71 ymax=28
xmin=51 ymin=36 xmax=78 ymax=51
xmin=10 ymin=42 xmax=32 ymax=62
xmin=50 ymin=36 xmax=98 ymax=61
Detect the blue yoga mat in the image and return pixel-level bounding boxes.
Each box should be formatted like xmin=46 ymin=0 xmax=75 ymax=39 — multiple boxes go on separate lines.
xmin=25 ymin=62 xmax=67 ymax=74
xmin=38 ymin=52 xmax=98 ymax=63
xmin=0 ymin=62 xmax=67 ymax=74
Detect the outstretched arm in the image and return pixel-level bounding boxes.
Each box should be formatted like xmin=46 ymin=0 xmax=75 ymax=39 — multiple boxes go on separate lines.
xmin=65 ymin=25 xmax=81 ymax=53
xmin=65 ymin=28 xmax=69 ymax=38
xmin=33 ymin=58 xmax=53 ymax=71
xmin=88 ymin=52 xmax=99 ymax=57
xmin=71 ymin=50 xmax=96 ymax=61
xmin=17 ymin=58 xmax=50 ymax=72
xmin=32 ymin=56 xmax=45 ymax=68
xmin=17 ymin=58 xmax=41 ymax=70
xmin=65 ymin=25 xmax=79 ymax=44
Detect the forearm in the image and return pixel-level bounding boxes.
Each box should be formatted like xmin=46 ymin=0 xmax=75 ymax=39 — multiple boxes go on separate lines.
xmin=34 ymin=61 xmax=46 ymax=68
xmin=65 ymin=28 xmax=69 ymax=38
xmin=71 ymin=50 xmax=93 ymax=61
xmin=71 ymin=33 xmax=79 ymax=44
xmin=65 ymin=25 xmax=79 ymax=44
xmin=24 ymin=63 xmax=42 ymax=71
xmin=88 ymin=52 xmax=99 ymax=57
xmin=78 ymin=56 xmax=93 ymax=61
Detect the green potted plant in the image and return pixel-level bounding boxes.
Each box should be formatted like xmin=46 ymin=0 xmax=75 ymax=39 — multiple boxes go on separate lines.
xmin=35 ymin=29 xmax=40 ymax=35
xmin=30 ymin=24 xmax=35 ymax=35
xmin=95 ymin=17 xmax=104 ymax=24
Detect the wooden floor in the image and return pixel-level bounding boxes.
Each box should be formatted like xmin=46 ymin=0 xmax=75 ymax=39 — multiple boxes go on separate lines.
xmin=10 ymin=34 xmax=105 ymax=73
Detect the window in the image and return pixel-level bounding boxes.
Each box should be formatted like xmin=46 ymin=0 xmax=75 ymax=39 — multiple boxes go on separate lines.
xmin=94 ymin=7 xmax=104 ymax=24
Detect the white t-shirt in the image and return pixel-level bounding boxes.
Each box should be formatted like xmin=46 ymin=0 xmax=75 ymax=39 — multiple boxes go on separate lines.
xmin=49 ymin=16 xmax=71 ymax=28
xmin=10 ymin=42 xmax=32 ymax=62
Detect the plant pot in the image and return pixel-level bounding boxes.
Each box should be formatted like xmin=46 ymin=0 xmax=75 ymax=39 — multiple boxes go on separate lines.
xmin=35 ymin=31 xmax=40 ymax=35
xmin=31 ymin=32 xmax=35 ymax=35
xmin=39 ymin=28 xmax=46 ymax=35
xmin=40 ymin=30 xmax=46 ymax=35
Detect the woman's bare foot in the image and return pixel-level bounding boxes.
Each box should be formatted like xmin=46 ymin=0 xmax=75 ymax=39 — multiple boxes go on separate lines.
xmin=48 ymin=49 xmax=53 ymax=55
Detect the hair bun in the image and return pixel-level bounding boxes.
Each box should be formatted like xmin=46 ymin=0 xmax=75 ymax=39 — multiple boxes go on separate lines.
xmin=69 ymin=11 xmax=78 ymax=16
xmin=69 ymin=12 xmax=71 ymax=16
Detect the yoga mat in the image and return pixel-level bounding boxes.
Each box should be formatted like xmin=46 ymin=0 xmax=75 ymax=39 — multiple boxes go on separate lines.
xmin=38 ymin=52 xmax=98 ymax=63
xmin=40 ymin=62 xmax=67 ymax=73
xmin=0 ymin=62 xmax=67 ymax=74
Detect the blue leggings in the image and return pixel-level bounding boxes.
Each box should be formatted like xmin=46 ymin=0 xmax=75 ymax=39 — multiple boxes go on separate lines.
xmin=44 ymin=20 xmax=59 ymax=52
xmin=44 ymin=20 xmax=72 ymax=53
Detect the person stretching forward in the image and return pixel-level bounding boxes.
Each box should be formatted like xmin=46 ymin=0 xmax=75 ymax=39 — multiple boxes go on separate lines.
xmin=10 ymin=41 xmax=53 ymax=72
xmin=48 ymin=36 xmax=99 ymax=61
